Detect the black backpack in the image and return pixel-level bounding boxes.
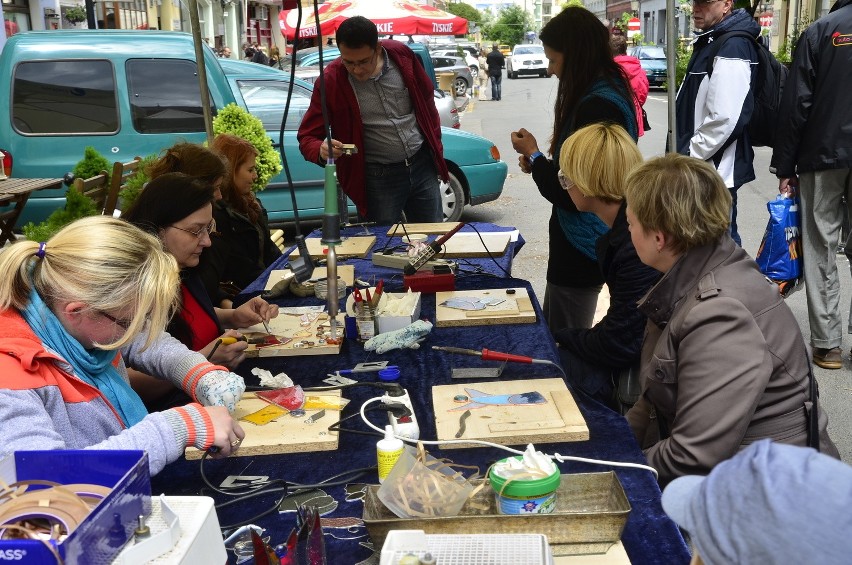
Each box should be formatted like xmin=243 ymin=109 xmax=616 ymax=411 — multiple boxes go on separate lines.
xmin=705 ymin=30 xmax=788 ymax=148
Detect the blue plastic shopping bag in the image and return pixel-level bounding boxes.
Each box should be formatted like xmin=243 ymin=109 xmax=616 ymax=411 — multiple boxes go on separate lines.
xmin=755 ymin=194 xmax=802 ymax=295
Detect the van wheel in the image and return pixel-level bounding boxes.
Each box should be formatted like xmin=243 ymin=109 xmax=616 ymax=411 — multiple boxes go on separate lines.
xmin=440 ymin=172 xmax=465 ymax=222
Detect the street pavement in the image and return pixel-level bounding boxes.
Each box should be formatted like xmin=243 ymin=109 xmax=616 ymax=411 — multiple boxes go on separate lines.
xmin=460 ymin=77 xmax=852 ymax=462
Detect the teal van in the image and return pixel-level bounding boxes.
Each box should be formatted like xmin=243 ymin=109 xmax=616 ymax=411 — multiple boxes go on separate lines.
xmin=0 ymin=30 xmax=507 ymax=224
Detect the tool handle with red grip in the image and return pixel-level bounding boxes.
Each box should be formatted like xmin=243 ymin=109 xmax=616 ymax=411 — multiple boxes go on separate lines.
xmin=480 ymin=348 xmax=534 ymax=364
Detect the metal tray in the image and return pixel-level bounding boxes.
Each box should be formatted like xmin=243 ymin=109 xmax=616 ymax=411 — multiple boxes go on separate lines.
xmin=363 ymin=471 xmax=631 ymax=556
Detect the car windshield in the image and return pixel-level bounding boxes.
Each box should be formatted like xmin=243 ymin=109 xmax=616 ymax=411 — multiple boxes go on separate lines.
xmin=639 ymin=47 xmax=666 ymax=60
xmin=514 ymin=46 xmax=544 ymax=55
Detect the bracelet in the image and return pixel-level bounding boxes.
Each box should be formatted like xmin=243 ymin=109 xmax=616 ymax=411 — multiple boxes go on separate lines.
xmin=528 ymin=151 xmax=544 ymax=163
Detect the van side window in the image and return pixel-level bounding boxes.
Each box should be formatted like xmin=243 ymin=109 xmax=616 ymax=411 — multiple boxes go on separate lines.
xmin=12 ymin=60 xmax=119 ymax=134
xmin=236 ymin=80 xmax=311 ymax=131
xmin=126 ymin=59 xmax=215 ymax=134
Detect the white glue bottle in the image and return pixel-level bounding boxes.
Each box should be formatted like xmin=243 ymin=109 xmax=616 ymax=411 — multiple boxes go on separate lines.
xmin=376 ymin=425 xmax=404 ymax=483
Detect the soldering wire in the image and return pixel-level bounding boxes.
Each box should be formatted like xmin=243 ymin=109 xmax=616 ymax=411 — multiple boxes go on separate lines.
xmin=358 ymin=396 xmax=658 ymax=479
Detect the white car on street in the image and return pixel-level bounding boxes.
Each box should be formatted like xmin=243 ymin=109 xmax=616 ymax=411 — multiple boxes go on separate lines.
xmin=507 ymin=44 xmax=548 ymax=79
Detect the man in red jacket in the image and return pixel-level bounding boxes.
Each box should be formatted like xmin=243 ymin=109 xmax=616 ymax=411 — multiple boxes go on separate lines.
xmin=297 ymin=16 xmax=449 ymax=224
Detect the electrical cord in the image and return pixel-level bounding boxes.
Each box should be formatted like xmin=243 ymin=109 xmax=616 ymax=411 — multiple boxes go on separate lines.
xmin=200 ymin=446 xmax=376 ymax=531
xmin=464 ymin=223 xmax=512 ymax=277
xmin=358 ymin=396 xmax=658 ymax=479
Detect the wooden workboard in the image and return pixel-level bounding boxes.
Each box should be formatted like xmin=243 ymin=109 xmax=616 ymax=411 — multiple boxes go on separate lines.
xmin=435 ymin=288 xmax=536 ymax=327
xmin=437 ymin=233 xmax=511 ymax=258
xmin=263 ymin=266 xmax=355 ymax=290
xmin=185 ymin=392 xmax=340 ymax=459
xmin=287 ymin=236 xmax=376 ymax=260
xmin=242 ymin=312 xmax=346 ymax=357
xmin=433 ymin=378 xmax=589 ymax=449
xmin=386 ymin=222 xmax=461 ymax=236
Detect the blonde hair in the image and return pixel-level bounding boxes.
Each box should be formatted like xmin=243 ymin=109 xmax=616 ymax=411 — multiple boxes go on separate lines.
xmin=0 ymin=216 xmax=180 ymax=350
xmin=625 ymin=153 xmax=732 ymax=254
xmin=559 ymin=123 xmax=643 ymax=203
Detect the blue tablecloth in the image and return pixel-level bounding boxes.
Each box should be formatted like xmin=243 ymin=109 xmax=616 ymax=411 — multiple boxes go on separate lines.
xmin=240 ymin=222 xmax=525 ymax=300
xmin=153 ymin=224 xmax=689 ymax=564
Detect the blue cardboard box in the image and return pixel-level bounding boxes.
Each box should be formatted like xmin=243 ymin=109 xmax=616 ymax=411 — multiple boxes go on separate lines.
xmin=0 ymin=450 xmax=150 ymax=564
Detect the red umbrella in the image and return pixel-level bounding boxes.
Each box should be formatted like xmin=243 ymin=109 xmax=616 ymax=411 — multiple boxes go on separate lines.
xmin=279 ymin=0 xmax=468 ymax=41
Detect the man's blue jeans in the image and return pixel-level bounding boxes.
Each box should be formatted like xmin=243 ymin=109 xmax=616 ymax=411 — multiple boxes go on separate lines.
xmin=489 ymin=71 xmax=502 ymax=101
xmin=363 ymin=145 xmax=442 ymax=225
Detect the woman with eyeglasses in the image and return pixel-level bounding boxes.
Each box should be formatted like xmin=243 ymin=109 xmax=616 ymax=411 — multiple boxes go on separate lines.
xmin=510 ymin=6 xmax=639 ymax=335
xmin=0 ymin=216 xmax=245 ymax=475
xmin=623 ymin=154 xmax=838 ymax=485
xmin=123 ymin=173 xmax=278 ymax=408
xmin=144 ymin=141 xmax=231 ymax=306
xmin=205 ymin=134 xmax=282 ymax=300
xmin=554 ymin=123 xmax=660 ymax=409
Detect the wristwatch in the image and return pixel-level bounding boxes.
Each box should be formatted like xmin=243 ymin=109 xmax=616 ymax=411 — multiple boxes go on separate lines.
xmin=527 ymin=150 xmax=544 ymax=164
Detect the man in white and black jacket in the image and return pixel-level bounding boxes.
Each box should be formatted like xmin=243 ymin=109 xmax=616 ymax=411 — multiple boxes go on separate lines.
xmin=674 ymin=0 xmax=760 ymax=246
xmin=770 ymin=0 xmax=852 ymax=371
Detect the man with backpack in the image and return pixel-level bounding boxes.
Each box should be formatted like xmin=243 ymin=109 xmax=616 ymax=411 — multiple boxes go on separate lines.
xmin=674 ymin=0 xmax=761 ymax=246
xmin=770 ymin=0 xmax=852 ymax=370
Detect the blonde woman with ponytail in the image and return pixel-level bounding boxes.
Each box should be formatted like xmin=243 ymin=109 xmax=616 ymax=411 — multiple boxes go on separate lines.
xmin=0 ymin=216 xmax=246 ymax=475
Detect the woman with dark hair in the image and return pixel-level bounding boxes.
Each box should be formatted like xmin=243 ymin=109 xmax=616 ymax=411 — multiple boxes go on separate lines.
xmin=123 ymin=173 xmax=278 ymax=407
xmin=146 ymin=142 xmax=227 ymax=198
xmin=146 ymin=142 xmax=230 ymax=306
xmin=510 ymin=6 xmax=639 ymax=334
xmin=207 ymin=133 xmax=281 ymax=293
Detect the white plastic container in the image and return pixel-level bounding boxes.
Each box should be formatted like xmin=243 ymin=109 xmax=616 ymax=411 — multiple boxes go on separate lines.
xmin=377 ymin=425 xmax=404 ymax=483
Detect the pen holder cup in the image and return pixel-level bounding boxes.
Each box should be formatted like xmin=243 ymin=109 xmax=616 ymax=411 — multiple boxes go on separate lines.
xmin=377 ymin=445 xmax=475 ymax=519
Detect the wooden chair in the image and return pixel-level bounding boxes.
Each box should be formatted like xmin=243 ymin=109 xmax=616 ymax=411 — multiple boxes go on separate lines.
xmin=107 ymin=156 xmax=142 ymax=216
xmin=270 ymin=228 xmax=286 ymax=253
xmin=71 ymin=171 xmax=110 ymax=214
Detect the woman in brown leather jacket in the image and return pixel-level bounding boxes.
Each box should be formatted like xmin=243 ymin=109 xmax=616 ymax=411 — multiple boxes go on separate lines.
xmin=624 ymin=153 xmax=838 ymax=486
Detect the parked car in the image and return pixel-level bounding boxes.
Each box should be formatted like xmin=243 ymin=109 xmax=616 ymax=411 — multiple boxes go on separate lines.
xmin=431 ymin=47 xmax=480 ymax=80
xmin=498 ymin=45 xmax=512 ymax=57
xmin=0 ymin=31 xmax=505 ymax=224
xmin=506 ymin=44 xmax=548 ymax=79
xmin=628 ymin=45 xmax=667 ymax=88
xmin=431 ymin=55 xmax=473 ymax=97
xmin=296 ymin=47 xmax=341 ymax=68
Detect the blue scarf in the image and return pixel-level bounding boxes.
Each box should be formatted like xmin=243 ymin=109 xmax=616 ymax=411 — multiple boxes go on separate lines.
xmin=21 ymin=288 xmax=148 ymax=427
xmin=556 ymin=78 xmax=639 ymax=261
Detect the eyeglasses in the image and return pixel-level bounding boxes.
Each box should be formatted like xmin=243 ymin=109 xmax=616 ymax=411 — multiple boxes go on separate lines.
xmin=692 ymin=0 xmax=723 ymax=6
xmin=98 ymin=311 xmax=133 ymax=330
xmin=168 ymin=219 xmax=216 ymax=239
xmin=558 ymin=170 xmax=575 ymax=192
xmin=341 ymin=50 xmax=377 ymax=70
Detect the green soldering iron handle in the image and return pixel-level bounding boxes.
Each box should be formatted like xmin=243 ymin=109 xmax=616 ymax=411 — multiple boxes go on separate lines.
xmin=324 ymin=162 xmax=338 ymax=217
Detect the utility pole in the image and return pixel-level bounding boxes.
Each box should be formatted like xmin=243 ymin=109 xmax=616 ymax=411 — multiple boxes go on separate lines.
xmin=85 ymin=0 xmax=96 ymax=29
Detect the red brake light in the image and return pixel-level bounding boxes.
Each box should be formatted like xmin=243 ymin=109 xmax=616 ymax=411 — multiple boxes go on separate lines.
xmin=0 ymin=149 xmax=11 ymax=177
xmin=490 ymin=146 xmax=500 ymax=160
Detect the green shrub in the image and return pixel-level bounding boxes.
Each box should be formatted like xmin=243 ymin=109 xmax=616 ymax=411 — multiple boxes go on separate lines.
xmin=22 ymin=187 xmax=98 ymax=241
xmin=73 ymin=146 xmax=111 ymax=185
xmin=118 ymin=154 xmax=157 ymax=212
xmin=212 ymin=103 xmax=282 ymax=192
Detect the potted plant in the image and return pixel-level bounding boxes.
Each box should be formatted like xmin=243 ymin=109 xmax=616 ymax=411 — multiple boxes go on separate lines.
xmin=64 ymin=6 xmax=87 ymax=25
xmin=22 ymin=146 xmax=108 ymax=240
